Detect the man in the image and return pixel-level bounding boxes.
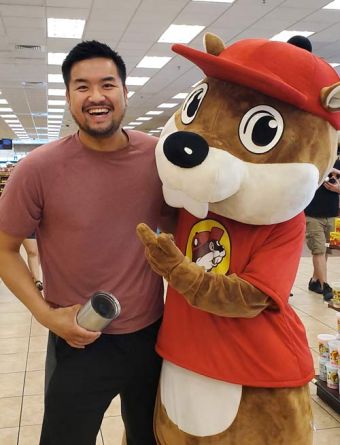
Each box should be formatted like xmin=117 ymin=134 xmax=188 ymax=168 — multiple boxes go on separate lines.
xmin=305 ymin=159 xmax=340 ymax=301
xmin=0 ymin=41 xmax=169 ymax=445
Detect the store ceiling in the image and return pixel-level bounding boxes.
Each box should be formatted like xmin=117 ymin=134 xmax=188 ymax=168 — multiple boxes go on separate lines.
xmin=0 ymin=0 xmax=340 ymax=149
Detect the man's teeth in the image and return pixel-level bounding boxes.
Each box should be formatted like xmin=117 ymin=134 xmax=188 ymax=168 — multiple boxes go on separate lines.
xmin=88 ymin=108 xmax=109 ymax=115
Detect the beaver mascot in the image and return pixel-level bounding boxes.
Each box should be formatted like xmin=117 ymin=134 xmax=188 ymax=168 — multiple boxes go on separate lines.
xmin=137 ymin=33 xmax=340 ymax=444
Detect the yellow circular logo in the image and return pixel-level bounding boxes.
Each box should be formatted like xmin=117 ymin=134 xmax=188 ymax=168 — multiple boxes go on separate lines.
xmin=186 ymin=219 xmax=230 ymax=275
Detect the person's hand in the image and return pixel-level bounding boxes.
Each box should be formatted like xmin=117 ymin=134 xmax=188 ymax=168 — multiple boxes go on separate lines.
xmin=323 ymin=176 xmax=340 ymax=193
xmin=42 ymin=304 xmax=101 ymax=348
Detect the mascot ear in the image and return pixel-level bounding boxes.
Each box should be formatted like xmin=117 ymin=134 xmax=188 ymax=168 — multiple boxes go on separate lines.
xmin=320 ymin=82 xmax=340 ymax=111
xmin=204 ymin=33 xmax=225 ymax=56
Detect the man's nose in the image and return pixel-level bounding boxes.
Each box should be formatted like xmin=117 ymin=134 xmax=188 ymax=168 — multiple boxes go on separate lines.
xmin=88 ymin=88 xmax=106 ymax=102
xmin=163 ymin=131 xmax=209 ymax=168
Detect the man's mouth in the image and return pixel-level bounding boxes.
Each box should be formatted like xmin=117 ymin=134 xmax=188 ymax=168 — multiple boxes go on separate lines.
xmin=85 ymin=107 xmax=111 ymax=116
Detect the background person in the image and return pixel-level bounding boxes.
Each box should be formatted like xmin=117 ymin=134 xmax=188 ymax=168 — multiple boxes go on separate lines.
xmin=305 ymin=158 xmax=340 ymax=301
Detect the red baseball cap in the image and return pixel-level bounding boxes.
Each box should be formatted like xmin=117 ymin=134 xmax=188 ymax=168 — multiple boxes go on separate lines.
xmin=173 ymin=39 xmax=340 ymax=129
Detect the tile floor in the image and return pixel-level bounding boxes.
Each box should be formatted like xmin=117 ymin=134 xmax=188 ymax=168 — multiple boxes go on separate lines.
xmin=0 ymin=249 xmax=340 ymax=444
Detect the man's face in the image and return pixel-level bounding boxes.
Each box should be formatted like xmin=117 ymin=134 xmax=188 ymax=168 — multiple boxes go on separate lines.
xmin=66 ymin=57 xmax=128 ymax=138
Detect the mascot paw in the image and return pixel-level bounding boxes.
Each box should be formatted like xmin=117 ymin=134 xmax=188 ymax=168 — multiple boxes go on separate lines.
xmin=136 ymin=223 xmax=185 ymax=280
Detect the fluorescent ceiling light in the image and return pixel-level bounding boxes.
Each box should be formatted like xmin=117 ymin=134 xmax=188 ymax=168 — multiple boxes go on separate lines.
xmin=48 ymin=53 xmax=68 ymax=65
xmin=0 ymin=114 xmax=17 ymax=118
xmin=128 ymin=122 xmax=142 ymax=125
xmin=48 ymin=108 xmax=64 ymax=113
xmin=126 ymin=77 xmax=150 ymax=86
xmin=123 ymin=126 xmax=135 ymax=129
xmin=0 ymin=108 xmax=13 ymax=112
xmin=48 ymin=115 xmax=63 ymax=119
xmin=330 ymin=63 xmax=340 ymax=67
xmin=323 ymin=1 xmax=340 ymax=9
xmin=8 ymin=124 xmax=22 ymax=128
xmin=270 ymin=30 xmax=314 ymax=42
xmin=137 ymin=56 xmax=172 ymax=69
xmin=127 ymin=91 xmax=135 ymax=98
xmin=150 ymin=130 xmax=161 ymax=133
xmin=192 ymin=0 xmax=234 ymax=2
xmin=146 ymin=111 xmax=164 ymax=115
xmin=48 ymin=119 xmax=62 ymax=123
xmin=136 ymin=117 xmax=152 ymax=121
xmin=48 ymin=18 xmax=85 ymax=39
xmin=157 ymin=127 xmax=164 ymax=130
xmin=48 ymin=125 xmax=61 ymax=128
xmin=173 ymin=93 xmax=188 ymax=99
xmin=4 ymin=120 xmax=20 ymax=123
xmin=0 ymin=99 xmax=8 ymax=104
xmin=48 ymin=100 xmax=66 ymax=106
xmin=158 ymin=24 xmax=205 ymax=44
xmin=48 ymin=89 xmax=66 ymax=96
xmin=157 ymin=103 xmax=178 ymax=108
xmin=48 ymin=74 xmax=64 ymax=83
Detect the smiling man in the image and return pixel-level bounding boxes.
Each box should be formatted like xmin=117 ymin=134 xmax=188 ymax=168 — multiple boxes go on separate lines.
xmin=0 ymin=41 xmax=168 ymax=445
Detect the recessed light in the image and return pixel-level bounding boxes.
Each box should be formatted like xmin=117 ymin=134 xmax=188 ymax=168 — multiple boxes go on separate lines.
xmin=126 ymin=77 xmax=150 ymax=86
xmin=48 ymin=53 xmax=68 ymax=66
xmin=136 ymin=117 xmax=152 ymax=121
xmin=192 ymin=0 xmax=234 ymax=3
xmin=158 ymin=24 xmax=205 ymax=44
xmin=48 ymin=74 xmax=64 ymax=83
xmin=48 ymin=100 xmax=66 ymax=106
xmin=323 ymin=0 xmax=340 ymax=9
xmin=137 ymin=56 xmax=172 ymax=69
xmin=48 ymin=89 xmax=66 ymax=96
xmin=270 ymin=30 xmax=314 ymax=42
xmin=48 ymin=18 xmax=85 ymax=39
xmin=157 ymin=103 xmax=179 ymax=108
xmin=173 ymin=93 xmax=188 ymax=99
xmin=146 ymin=111 xmax=164 ymax=115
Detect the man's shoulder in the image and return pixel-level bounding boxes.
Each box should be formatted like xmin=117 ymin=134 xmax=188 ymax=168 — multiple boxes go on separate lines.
xmin=127 ymin=130 xmax=158 ymax=149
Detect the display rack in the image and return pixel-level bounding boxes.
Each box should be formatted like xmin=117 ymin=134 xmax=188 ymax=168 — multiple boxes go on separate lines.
xmin=315 ymin=377 xmax=340 ymax=414
xmin=0 ymin=171 xmax=10 ymax=196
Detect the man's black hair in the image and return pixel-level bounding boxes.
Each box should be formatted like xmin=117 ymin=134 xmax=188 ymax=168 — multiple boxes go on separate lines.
xmin=61 ymin=40 xmax=127 ymax=88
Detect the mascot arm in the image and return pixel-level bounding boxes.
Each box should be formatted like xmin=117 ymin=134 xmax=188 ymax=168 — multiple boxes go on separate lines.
xmin=137 ymin=223 xmax=277 ymax=318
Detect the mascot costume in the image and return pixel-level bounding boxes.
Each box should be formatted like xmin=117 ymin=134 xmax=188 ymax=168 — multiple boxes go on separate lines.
xmin=137 ymin=33 xmax=340 ymax=444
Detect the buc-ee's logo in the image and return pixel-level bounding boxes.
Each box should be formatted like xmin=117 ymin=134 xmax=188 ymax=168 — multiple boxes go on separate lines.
xmin=185 ymin=220 xmax=231 ymax=275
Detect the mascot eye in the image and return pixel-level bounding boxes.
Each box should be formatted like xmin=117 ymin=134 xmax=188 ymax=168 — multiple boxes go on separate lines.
xmin=181 ymin=83 xmax=208 ymax=124
xmin=239 ymin=105 xmax=284 ymax=154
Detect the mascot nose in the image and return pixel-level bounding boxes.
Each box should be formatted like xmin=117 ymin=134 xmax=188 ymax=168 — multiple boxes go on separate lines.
xmin=163 ymin=131 xmax=209 ymax=168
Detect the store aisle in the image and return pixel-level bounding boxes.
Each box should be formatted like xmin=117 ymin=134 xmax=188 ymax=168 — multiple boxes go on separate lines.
xmin=0 ymin=254 xmax=339 ymax=445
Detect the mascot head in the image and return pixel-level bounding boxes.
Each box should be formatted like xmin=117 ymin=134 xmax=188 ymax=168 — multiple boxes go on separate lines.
xmin=156 ymin=33 xmax=340 ymax=224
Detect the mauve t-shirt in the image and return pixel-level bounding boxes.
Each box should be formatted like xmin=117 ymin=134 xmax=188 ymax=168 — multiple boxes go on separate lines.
xmin=0 ymin=131 xmax=165 ymax=333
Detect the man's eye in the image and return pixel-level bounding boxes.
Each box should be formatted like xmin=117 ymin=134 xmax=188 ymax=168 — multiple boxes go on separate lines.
xmin=103 ymin=83 xmax=114 ymax=88
xmin=76 ymin=86 xmax=87 ymax=91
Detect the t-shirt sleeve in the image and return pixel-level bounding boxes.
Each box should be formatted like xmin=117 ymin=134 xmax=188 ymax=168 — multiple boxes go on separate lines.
xmin=0 ymin=156 xmax=43 ymax=238
xmin=238 ymin=214 xmax=305 ymax=309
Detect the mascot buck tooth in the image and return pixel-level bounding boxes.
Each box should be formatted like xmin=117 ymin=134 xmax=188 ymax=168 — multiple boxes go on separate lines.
xmin=137 ymin=33 xmax=340 ymax=444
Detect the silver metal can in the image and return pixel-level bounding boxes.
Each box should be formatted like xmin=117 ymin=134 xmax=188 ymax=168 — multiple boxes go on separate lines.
xmin=76 ymin=291 xmax=121 ymax=332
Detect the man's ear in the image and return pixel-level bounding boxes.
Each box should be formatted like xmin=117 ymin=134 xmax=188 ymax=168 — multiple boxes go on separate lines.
xmin=66 ymin=89 xmax=70 ymax=106
xmin=124 ymin=85 xmax=128 ymax=106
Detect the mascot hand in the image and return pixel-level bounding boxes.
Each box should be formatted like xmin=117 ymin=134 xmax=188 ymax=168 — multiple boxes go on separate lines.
xmin=136 ymin=223 xmax=186 ymax=281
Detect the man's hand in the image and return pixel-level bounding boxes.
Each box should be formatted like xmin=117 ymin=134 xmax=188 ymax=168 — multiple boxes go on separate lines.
xmin=323 ymin=176 xmax=340 ymax=193
xmin=42 ymin=304 xmax=101 ymax=348
xmin=136 ymin=223 xmax=185 ymax=281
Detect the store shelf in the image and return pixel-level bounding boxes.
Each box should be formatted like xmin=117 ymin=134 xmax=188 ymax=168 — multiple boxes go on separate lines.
xmin=315 ymin=377 xmax=340 ymax=414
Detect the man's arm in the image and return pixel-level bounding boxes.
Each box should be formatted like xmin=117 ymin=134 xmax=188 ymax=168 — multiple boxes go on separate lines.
xmin=0 ymin=230 xmax=100 ymax=348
